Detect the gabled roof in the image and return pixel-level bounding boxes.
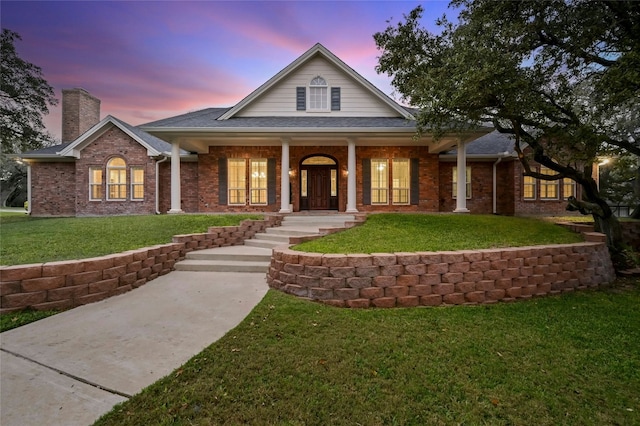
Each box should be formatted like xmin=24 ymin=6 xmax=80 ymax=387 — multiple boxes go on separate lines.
xmin=217 ymin=43 xmax=413 ymax=121
xmin=57 ymin=115 xmax=185 ymax=158
xmin=141 ymin=109 xmax=416 ymax=130
xmin=440 ymin=131 xmax=517 ymax=158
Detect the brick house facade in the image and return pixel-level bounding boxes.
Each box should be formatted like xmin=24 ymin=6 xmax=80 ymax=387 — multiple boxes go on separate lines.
xmin=19 ymin=44 xmax=578 ymax=217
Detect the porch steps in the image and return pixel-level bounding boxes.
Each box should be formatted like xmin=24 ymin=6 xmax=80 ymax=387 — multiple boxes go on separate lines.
xmin=174 ymin=246 xmax=272 ymax=273
xmin=174 ymin=214 xmax=359 ymax=272
xmin=243 ymin=214 xmax=357 ymax=249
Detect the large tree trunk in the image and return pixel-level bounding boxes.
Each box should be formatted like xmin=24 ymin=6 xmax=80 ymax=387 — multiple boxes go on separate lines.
xmin=567 ymin=196 xmax=630 ymax=269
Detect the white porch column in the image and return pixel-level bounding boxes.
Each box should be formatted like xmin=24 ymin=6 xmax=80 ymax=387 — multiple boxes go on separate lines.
xmin=279 ymin=138 xmax=291 ymax=213
xmin=168 ymin=141 xmax=183 ymax=214
xmin=454 ymin=139 xmax=470 ymax=213
xmin=346 ymin=138 xmax=358 ymax=213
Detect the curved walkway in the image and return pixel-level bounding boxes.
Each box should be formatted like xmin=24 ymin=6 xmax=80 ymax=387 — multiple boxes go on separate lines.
xmin=0 ymin=270 xmax=268 ymax=426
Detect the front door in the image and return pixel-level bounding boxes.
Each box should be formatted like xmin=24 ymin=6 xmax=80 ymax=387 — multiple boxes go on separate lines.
xmin=299 ymin=155 xmax=338 ymax=210
xmin=308 ymin=166 xmax=330 ymax=210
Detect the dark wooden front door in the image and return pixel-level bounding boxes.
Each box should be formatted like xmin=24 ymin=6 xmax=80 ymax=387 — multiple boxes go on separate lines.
xmin=308 ymin=167 xmax=330 ymax=210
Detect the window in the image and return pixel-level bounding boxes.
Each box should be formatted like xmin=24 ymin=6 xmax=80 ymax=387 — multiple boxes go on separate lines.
xmin=107 ymin=158 xmax=127 ymax=200
xmin=228 ymin=159 xmax=246 ymax=205
xmin=539 ymin=166 xmax=559 ymax=199
xmin=452 ymin=166 xmax=472 ymax=199
xmin=330 ymin=169 xmax=337 ymax=196
xmin=309 ymin=76 xmax=327 ymax=110
xmin=301 ymin=170 xmax=308 ymax=197
xmin=523 ymin=175 xmax=536 ymax=200
xmin=371 ymin=159 xmax=388 ymax=204
xmin=250 ymin=159 xmax=267 ymax=205
xmin=392 ymin=159 xmax=410 ymax=204
xmin=131 ymin=167 xmax=144 ymax=200
xmin=563 ymin=178 xmax=576 ymax=199
xmin=89 ymin=167 xmax=102 ymax=200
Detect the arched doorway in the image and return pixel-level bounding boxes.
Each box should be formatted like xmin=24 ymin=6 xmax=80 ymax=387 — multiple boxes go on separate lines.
xmin=299 ymin=155 xmax=338 ymax=210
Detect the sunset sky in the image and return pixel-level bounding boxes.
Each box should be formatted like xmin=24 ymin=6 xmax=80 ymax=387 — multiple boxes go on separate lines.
xmin=3 ymin=1 xmax=454 ymax=141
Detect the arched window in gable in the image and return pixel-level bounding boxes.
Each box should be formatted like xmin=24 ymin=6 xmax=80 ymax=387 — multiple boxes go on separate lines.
xmin=309 ymin=76 xmax=328 ymax=110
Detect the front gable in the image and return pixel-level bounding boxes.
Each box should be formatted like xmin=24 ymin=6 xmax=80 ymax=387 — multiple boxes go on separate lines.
xmin=220 ymin=43 xmax=411 ymax=120
xmin=58 ymin=115 xmax=172 ymax=159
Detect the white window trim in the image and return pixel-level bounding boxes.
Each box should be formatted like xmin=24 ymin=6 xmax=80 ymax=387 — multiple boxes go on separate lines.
xmin=392 ymin=158 xmax=410 ymax=205
xmin=249 ymin=159 xmax=268 ymax=206
xmin=107 ymin=158 xmax=127 ymax=201
xmin=523 ymin=174 xmax=537 ymax=200
xmin=89 ymin=166 xmax=102 ymax=201
xmin=309 ymin=76 xmax=329 ymax=112
xmin=371 ymin=159 xmax=389 ymax=205
xmin=452 ymin=166 xmax=472 ymax=199
xmin=539 ymin=167 xmax=559 ymax=200
xmin=228 ymin=159 xmax=247 ymax=206
xmin=130 ymin=166 xmax=144 ymax=201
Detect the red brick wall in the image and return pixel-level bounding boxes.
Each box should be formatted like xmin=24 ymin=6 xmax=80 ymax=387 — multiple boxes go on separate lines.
xmin=356 ymin=146 xmax=440 ymax=212
xmin=61 ymin=88 xmax=100 ymax=143
xmin=158 ymin=160 xmax=199 ymax=213
xmin=75 ymin=126 xmax=157 ymax=216
xmin=198 ymin=146 xmax=282 ymax=213
xmin=30 ymin=162 xmax=76 ymax=216
xmin=439 ymin=161 xmax=494 ymax=213
xmin=512 ymin=161 xmax=581 ymax=216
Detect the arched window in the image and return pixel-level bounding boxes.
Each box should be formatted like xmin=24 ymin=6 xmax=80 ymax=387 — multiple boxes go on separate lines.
xmin=309 ymin=76 xmax=328 ymax=110
xmin=107 ymin=157 xmax=127 ymax=200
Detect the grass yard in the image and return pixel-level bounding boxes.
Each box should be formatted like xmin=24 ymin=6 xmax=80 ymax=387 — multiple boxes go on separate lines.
xmin=0 ymin=309 xmax=59 ymax=332
xmin=294 ymin=214 xmax=583 ymax=253
xmin=95 ymin=280 xmax=640 ymax=426
xmin=0 ymin=213 xmax=262 ymax=266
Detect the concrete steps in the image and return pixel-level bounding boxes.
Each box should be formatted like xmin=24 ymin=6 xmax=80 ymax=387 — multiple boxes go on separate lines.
xmin=174 ymin=214 xmax=360 ymax=272
xmin=174 ymin=246 xmax=271 ymax=273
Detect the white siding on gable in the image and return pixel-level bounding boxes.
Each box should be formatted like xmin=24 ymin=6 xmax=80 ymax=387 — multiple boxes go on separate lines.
xmin=237 ymin=56 xmax=400 ymax=118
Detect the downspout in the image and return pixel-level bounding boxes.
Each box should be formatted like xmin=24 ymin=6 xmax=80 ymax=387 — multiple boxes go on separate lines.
xmin=155 ymin=155 xmax=169 ymax=214
xmin=492 ymin=152 xmax=511 ymax=214
xmin=26 ymin=162 xmax=32 ymax=215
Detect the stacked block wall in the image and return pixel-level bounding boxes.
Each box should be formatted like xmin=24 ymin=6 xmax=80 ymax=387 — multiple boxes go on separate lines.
xmin=0 ymin=217 xmax=281 ymax=314
xmin=267 ymin=239 xmax=615 ymax=308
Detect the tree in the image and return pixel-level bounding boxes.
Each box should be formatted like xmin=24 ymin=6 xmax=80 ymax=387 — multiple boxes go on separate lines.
xmin=1 ymin=28 xmax=58 ymax=206
xmin=374 ymin=0 xmax=640 ymax=268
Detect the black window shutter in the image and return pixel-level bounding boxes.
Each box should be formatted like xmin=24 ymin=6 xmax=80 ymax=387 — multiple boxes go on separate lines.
xmin=296 ymin=87 xmax=306 ymax=111
xmin=331 ymin=87 xmax=341 ymax=111
xmin=267 ymin=158 xmax=277 ymax=205
xmin=362 ymin=158 xmax=371 ymax=205
xmin=410 ymin=158 xmax=420 ymax=205
xmin=218 ymin=158 xmax=227 ymax=205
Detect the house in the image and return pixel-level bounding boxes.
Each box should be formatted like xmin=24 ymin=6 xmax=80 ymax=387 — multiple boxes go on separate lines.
xmin=18 ymin=43 xmax=579 ymax=217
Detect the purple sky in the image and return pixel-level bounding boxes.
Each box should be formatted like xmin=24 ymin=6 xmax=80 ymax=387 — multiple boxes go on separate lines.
xmin=3 ymin=1 xmax=454 ymax=142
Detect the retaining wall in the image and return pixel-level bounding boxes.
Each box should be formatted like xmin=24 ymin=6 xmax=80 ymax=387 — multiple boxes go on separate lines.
xmin=267 ymin=236 xmax=616 ymax=308
xmin=0 ymin=217 xmax=282 ymax=314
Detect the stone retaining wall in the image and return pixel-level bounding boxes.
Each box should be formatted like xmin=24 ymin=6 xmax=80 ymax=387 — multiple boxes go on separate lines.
xmin=267 ymin=237 xmax=615 ymax=308
xmin=0 ymin=217 xmax=282 ymax=314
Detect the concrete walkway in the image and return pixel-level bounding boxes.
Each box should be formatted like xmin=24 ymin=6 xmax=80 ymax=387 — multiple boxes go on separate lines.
xmin=0 ymin=270 xmax=268 ymax=426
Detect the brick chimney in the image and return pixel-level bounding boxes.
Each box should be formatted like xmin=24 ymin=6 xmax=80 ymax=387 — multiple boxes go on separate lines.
xmin=61 ymin=88 xmax=101 ymax=143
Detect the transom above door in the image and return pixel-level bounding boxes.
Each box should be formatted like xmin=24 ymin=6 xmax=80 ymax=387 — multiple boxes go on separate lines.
xmin=299 ymin=155 xmax=338 ymax=210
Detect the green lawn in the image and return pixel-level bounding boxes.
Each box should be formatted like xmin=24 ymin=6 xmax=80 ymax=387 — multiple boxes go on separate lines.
xmin=0 ymin=213 xmax=262 ymax=266
xmin=294 ymin=214 xmax=583 ymax=253
xmin=95 ymin=280 xmax=640 ymax=426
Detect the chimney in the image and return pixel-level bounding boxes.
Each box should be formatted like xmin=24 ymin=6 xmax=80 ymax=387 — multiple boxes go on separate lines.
xmin=61 ymin=88 xmax=101 ymax=143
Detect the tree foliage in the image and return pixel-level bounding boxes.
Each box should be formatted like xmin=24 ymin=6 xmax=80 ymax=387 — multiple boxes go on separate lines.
xmin=374 ymin=0 xmax=639 ymax=265
xmin=1 ymin=28 xmax=57 ymax=154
